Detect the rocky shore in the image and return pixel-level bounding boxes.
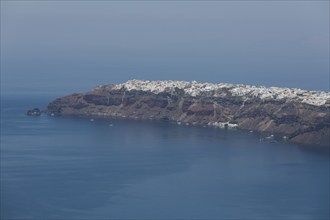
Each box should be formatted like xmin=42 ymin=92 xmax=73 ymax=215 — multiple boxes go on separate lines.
xmin=46 ymin=80 xmax=330 ymax=147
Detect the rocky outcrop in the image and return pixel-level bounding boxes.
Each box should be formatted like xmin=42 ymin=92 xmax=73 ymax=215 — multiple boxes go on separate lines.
xmin=46 ymin=80 xmax=330 ymax=147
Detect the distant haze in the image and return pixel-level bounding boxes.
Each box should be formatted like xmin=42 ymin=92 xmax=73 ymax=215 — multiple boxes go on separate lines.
xmin=1 ymin=1 xmax=329 ymax=95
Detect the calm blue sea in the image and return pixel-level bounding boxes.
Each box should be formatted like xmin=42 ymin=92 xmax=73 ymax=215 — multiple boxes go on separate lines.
xmin=1 ymin=95 xmax=329 ymax=219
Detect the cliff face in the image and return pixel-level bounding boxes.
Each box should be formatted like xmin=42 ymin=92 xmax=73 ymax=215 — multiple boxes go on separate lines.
xmin=47 ymin=80 xmax=330 ymax=147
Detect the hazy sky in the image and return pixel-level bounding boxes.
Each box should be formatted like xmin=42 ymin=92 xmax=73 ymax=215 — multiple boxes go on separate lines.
xmin=1 ymin=1 xmax=329 ymax=95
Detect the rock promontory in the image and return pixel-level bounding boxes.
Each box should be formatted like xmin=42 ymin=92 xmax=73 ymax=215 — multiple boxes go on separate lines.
xmin=46 ymin=80 xmax=330 ymax=147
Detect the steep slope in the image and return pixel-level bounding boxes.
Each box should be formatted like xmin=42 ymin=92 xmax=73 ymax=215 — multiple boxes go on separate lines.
xmin=47 ymin=80 xmax=330 ymax=147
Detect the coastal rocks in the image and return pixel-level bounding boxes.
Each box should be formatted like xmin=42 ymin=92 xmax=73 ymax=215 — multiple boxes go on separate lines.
xmin=27 ymin=108 xmax=41 ymax=116
xmin=46 ymin=80 xmax=330 ymax=147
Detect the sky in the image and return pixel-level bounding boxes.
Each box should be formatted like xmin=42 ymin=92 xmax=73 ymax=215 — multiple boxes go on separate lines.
xmin=1 ymin=1 xmax=329 ymax=95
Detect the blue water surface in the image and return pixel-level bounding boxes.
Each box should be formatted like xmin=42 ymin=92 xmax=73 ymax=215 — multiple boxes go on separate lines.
xmin=1 ymin=95 xmax=329 ymax=219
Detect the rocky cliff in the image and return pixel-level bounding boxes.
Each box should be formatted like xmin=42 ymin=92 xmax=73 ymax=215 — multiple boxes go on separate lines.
xmin=47 ymin=80 xmax=330 ymax=147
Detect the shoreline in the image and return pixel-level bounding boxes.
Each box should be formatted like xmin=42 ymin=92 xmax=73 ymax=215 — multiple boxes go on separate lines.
xmin=45 ymin=80 xmax=330 ymax=147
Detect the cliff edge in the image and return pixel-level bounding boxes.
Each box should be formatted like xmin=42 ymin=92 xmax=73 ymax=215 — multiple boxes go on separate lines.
xmin=47 ymin=80 xmax=330 ymax=147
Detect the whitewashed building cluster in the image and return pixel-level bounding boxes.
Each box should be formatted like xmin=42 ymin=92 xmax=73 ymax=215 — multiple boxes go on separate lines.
xmin=99 ymin=79 xmax=330 ymax=107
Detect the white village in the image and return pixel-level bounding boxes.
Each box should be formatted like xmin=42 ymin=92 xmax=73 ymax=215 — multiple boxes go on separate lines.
xmin=105 ymin=79 xmax=330 ymax=107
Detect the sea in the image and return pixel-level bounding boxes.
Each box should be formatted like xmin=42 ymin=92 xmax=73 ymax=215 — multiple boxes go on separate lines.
xmin=1 ymin=94 xmax=329 ymax=219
